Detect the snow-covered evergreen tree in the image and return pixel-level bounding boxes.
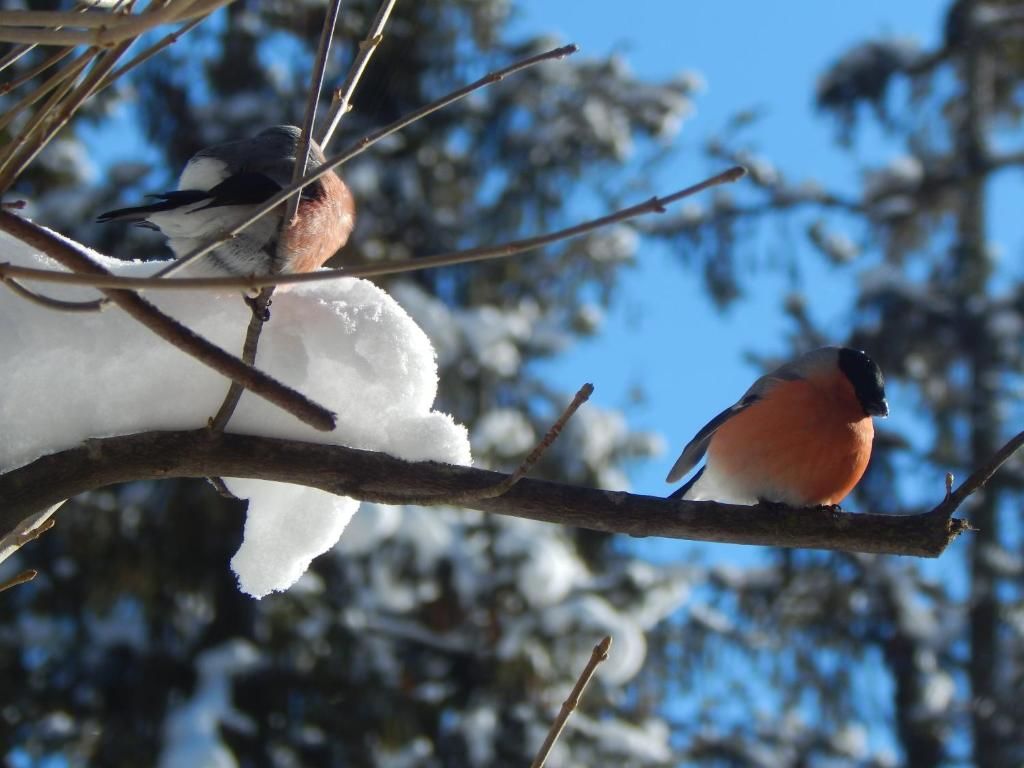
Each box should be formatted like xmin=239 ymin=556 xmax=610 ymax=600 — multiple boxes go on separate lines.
xmin=0 ymin=1 xmax=702 ymax=764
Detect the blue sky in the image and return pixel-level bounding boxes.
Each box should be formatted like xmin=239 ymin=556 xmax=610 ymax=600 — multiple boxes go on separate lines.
xmin=516 ymin=1 xmax=944 ymax=497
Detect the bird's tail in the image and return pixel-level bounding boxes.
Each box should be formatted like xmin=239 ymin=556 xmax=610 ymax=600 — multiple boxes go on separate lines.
xmin=96 ymin=190 xmax=210 ymax=224
xmin=668 ymin=466 xmax=705 ymax=500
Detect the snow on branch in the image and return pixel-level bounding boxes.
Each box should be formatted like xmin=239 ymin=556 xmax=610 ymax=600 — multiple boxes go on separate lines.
xmin=0 ymin=424 xmax=994 ymax=559
xmin=0 ymin=212 xmax=337 ymax=432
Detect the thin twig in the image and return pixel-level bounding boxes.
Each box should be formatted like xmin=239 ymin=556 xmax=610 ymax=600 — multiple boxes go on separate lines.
xmin=285 ymin=0 xmax=343 ymax=224
xmin=438 ymin=383 xmax=593 ymax=504
xmin=530 ymin=636 xmax=612 ymax=768
xmin=0 ymin=3 xmax=223 ymax=189
xmin=320 ymin=0 xmax=398 ymax=149
xmin=0 ymin=514 xmax=55 ymax=564
xmin=0 ymin=2 xmax=94 ymax=76
xmin=0 ymin=211 xmax=337 ymax=431
xmin=209 ymin=288 xmax=273 ymax=431
xmin=0 ymin=569 xmax=37 ymax=593
xmin=206 ymin=476 xmax=239 ymax=500
xmin=2 ymin=275 xmax=104 ymax=311
xmin=0 ymin=8 xmax=143 ymax=29
xmin=2 ymin=166 xmax=746 ymax=292
xmin=0 ymin=42 xmax=129 ymax=192
xmin=0 ymin=43 xmax=35 ymax=74
xmin=0 ymin=46 xmax=97 ymax=143
xmin=928 ymin=428 xmax=1024 ymax=520
xmin=154 ymin=42 xmax=580 ymax=278
xmin=0 ymin=1 xmax=232 ymax=48
xmin=0 ymin=45 xmax=74 ymax=96
xmin=0 ymin=508 xmax=57 ymax=578
xmin=95 ymin=15 xmax=207 ymax=91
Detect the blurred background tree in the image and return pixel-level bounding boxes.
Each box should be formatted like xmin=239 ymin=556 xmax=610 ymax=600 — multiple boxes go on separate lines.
xmin=638 ymin=0 xmax=1024 ymax=764
xmin=2 ymin=1 xmax=698 ymax=765
xmin=4 ymin=0 xmax=1024 ymax=766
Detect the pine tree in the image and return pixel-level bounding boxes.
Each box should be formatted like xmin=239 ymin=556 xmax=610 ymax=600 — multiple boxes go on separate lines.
xmin=641 ymin=0 xmax=1024 ymax=764
xmin=1 ymin=1 xmax=702 ymax=764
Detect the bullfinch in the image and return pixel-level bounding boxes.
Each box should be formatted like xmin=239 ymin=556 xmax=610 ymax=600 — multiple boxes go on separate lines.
xmin=666 ymin=346 xmax=888 ymax=506
xmin=97 ymin=125 xmax=355 ymax=276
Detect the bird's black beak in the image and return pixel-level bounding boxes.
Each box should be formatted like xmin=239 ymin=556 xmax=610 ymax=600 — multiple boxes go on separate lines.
xmin=869 ymin=398 xmax=889 ymax=418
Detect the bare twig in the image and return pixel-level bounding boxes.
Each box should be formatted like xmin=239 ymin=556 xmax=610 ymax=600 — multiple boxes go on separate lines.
xmin=0 ymin=42 xmax=130 ymax=192
xmin=209 ymin=287 xmax=273 ymax=431
xmin=438 ymin=383 xmax=594 ymax=505
xmin=206 ymin=476 xmax=239 ymax=500
xmin=0 ymin=46 xmax=96 ymax=139
xmin=0 ymin=1 xmax=233 ymax=47
xmin=0 ymin=43 xmax=36 ymax=74
xmin=285 ymin=0 xmax=343 ymax=224
xmin=0 ymin=507 xmax=57 ymax=593
xmin=530 ymin=636 xmax=612 ymax=768
xmin=0 ymin=429 xmax=978 ymax=558
xmin=0 ymin=1 xmax=95 ymax=77
xmin=0 ymin=211 xmax=337 ymax=431
xmin=0 ymin=511 xmax=56 ymax=566
xmin=154 ymin=42 xmax=580 ymax=278
xmin=0 ymin=166 xmax=746 ymax=291
xmin=1 ymin=275 xmax=104 ymax=312
xmin=320 ymin=0 xmax=399 ymax=149
xmin=0 ymin=1 xmax=225 ymax=191
xmin=0 ymin=46 xmax=74 ymax=96
xmin=0 ymin=569 xmax=37 ymax=593
xmin=929 ymin=428 xmax=1024 ymax=521
xmin=95 ymin=15 xmax=207 ymax=91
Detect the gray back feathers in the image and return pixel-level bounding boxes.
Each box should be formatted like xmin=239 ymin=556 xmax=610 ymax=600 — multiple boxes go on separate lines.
xmin=190 ymin=125 xmax=328 ymax=188
xmin=665 ymin=347 xmax=842 ymax=483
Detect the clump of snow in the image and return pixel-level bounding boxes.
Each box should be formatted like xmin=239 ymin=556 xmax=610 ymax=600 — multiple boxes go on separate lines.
xmin=865 ymin=154 xmax=923 ymax=199
xmin=0 ymin=228 xmax=470 ymax=598
xmin=472 ymin=408 xmax=536 ymax=460
xmin=494 ymin=518 xmax=588 ymax=607
xmin=570 ymin=715 xmax=672 ymax=763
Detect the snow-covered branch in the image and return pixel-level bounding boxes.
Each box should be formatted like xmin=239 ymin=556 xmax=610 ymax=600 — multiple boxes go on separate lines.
xmin=0 ymin=211 xmax=337 ymax=432
xmin=0 ymin=428 xmax=983 ymax=558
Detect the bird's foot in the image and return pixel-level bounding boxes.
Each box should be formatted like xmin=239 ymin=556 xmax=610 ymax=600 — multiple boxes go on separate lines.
xmin=244 ymin=292 xmax=272 ymax=322
xmin=756 ymin=498 xmax=791 ymax=512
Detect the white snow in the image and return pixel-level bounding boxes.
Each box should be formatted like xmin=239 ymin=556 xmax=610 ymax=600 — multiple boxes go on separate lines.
xmin=472 ymin=408 xmax=536 ymax=460
xmin=569 ymin=714 xmax=672 ymax=762
xmin=0 ymin=228 xmax=471 ymax=598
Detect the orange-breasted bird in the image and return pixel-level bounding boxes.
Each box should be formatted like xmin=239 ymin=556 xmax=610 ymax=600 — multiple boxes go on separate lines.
xmin=666 ymin=346 xmax=888 ymax=505
xmin=97 ymin=125 xmax=355 ymax=276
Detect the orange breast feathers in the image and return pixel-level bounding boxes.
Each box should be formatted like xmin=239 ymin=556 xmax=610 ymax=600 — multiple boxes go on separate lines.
xmin=279 ymin=170 xmax=355 ymax=274
xmin=705 ymin=370 xmax=875 ymax=506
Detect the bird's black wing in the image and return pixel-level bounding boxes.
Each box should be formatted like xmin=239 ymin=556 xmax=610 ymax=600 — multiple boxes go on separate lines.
xmin=96 ymin=171 xmax=283 ymax=224
xmin=188 ymin=170 xmax=283 ymax=211
xmin=665 ymin=396 xmax=760 ymax=483
xmin=96 ymin=190 xmax=211 ymax=224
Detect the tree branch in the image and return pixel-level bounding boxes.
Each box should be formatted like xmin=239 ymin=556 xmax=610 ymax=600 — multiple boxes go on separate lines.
xmin=0 ymin=428 xmax=981 ymax=557
xmin=0 ymin=166 xmax=746 ymax=292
